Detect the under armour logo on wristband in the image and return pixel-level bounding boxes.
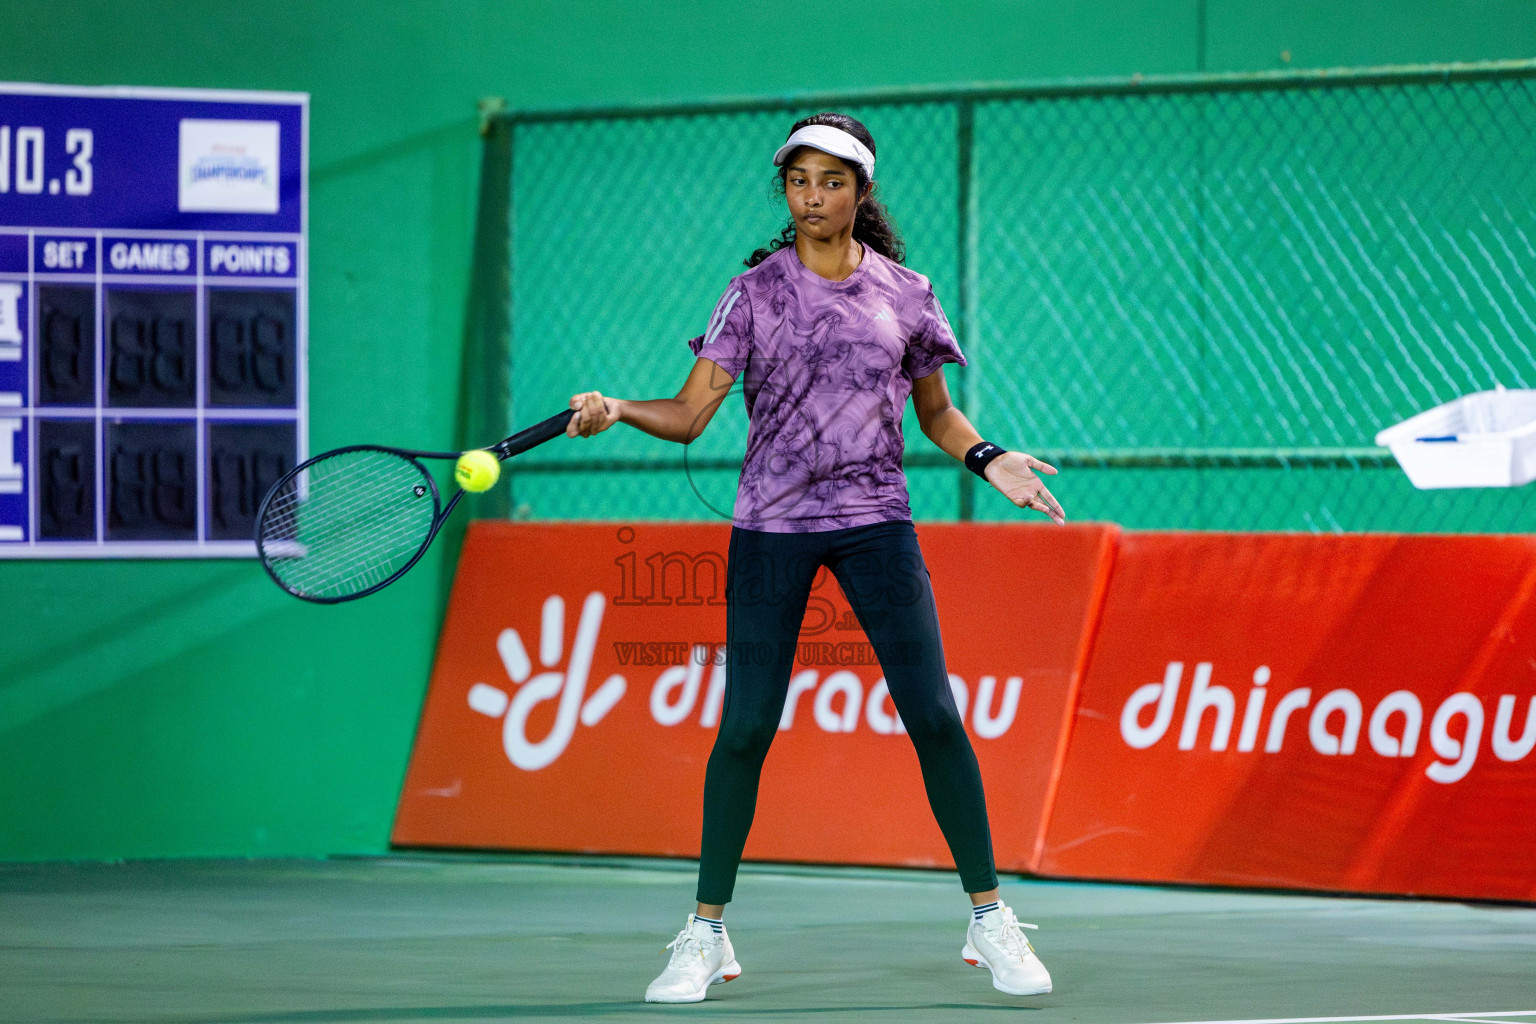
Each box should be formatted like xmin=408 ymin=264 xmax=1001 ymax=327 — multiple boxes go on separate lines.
xmin=965 ymin=441 xmax=1008 ymax=478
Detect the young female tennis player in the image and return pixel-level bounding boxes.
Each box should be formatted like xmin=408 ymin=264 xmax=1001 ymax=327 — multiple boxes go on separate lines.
xmin=565 ymin=112 xmax=1065 ymax=1003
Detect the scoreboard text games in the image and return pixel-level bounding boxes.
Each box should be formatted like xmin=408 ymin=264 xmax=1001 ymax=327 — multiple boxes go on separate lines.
xmin=0 ymin=84 xmax=306 ymax=558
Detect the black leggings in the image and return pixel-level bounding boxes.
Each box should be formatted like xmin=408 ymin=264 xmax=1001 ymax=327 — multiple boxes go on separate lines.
xmin=696 ymin=518 xmax=999 ymax=904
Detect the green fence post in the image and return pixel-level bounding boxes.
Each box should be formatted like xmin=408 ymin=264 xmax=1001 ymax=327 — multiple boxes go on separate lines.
xmin=956 ymin=99 xmax=977 ymax=522
xmin=456 ymin=98 xmax=514 ymax=520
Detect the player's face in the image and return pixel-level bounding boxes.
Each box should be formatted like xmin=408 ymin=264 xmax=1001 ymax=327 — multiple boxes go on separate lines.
xmin=784 ymin=148 xmax=862 ymax=241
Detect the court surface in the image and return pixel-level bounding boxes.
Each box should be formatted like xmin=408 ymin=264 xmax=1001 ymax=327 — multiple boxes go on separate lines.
xmin=2 ymin=856 xmax=1533 ymax=1024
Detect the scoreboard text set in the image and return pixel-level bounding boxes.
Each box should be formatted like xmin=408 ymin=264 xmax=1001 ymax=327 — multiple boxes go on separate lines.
xmin=0 ymin=84 xmax=306 ymax=557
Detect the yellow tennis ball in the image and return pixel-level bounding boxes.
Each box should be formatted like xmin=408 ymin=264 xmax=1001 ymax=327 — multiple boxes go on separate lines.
xmin=455 ymin=449 xmax=501 ymax=493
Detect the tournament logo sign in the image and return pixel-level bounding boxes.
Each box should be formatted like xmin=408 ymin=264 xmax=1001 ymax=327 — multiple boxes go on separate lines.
xmin=178 ymin=118 xmax=280 ymax=214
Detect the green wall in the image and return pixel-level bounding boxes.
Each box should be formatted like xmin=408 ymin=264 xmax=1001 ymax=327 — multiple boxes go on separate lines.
xmin=2 ymin=0 xmax=1532 ymax=862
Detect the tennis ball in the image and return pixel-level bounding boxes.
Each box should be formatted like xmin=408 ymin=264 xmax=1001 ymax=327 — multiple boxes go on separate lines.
xmin=455 ymin=449 xmax=501 ymax=493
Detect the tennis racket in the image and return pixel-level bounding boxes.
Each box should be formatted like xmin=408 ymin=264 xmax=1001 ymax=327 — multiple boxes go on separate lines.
xmin=255 ymin=409 xmax=576 ymax=603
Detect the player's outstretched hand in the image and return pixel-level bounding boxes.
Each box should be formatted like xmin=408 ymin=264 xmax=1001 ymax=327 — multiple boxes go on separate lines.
xmin=567 ymin=391 xmax=621 ymax=438
xmin=984 ymin=452 xmax=1066 ymax=524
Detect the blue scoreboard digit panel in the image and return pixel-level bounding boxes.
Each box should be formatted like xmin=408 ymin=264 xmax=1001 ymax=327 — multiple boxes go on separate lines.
xmin=0 ymin=83 xmax=306 ymax=558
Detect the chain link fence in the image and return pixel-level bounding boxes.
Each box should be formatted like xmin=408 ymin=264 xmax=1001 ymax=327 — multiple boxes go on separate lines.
xmin=477 ymin=62 xmax=1536 ymax=532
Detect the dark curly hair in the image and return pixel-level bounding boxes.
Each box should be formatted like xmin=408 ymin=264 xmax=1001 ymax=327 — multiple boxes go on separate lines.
xmin=746 ymin=112 xmax=906 ymax=268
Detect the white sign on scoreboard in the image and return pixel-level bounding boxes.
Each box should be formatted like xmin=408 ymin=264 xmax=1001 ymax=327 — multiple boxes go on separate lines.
xmin=0 ymin=83 xmax=308 ymax=558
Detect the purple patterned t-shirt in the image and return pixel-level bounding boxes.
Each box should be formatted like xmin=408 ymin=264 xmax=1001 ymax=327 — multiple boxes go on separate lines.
xmin=688 ymin=244 xmax=966 ymax=533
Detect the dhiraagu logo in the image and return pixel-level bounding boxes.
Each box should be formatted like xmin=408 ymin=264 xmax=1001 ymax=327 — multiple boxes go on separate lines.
xmin=178 ymin=119 xmax=280 ymax=214
xmin=467 ymin=593 xmax=627 ymax=771
xmin=1119 ymin=661 xmax=1536 ymax=784
xmin=468 ymin=589 xmax=1029 ymax=773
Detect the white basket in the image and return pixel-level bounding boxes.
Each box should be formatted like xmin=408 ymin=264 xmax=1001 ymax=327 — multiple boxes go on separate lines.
xmin=1375 ymin=386 xmax=1536 ymax=489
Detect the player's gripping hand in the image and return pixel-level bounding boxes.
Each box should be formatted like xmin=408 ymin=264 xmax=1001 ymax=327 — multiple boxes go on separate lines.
xmin=984 ymin=452 xmax=1066 ymax=524
xmin=566 ymin=391 xmax=622 ymax=438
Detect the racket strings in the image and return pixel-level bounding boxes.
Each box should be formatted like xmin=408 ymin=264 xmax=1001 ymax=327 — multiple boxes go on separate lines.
xmin=262 ymin=458 xmax=426 ymax=555
xmin=268 ymin=479 xmax=426 ymax=559
xmin=265 ymin=504 xmax=428 ymax=592
xmin=259 ymin=449 xmax=439 ymax=600
xmin=263 ymin=483 xmax=433 ymax=596
xmin=264 ymin=472 xmax=431 ymax=571
xmin=277 ymin=511 xmax=425 ymax=591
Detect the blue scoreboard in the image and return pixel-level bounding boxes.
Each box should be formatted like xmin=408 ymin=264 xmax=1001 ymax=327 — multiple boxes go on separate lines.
xmin=0 ymin=84 xmax=306 ymax=558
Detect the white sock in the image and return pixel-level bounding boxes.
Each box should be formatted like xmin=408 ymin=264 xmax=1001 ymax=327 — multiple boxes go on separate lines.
xmin=694 ymin=913 xmax=724 ymax=934
xmin=972 ymin=900 xmax=1000 ymax=921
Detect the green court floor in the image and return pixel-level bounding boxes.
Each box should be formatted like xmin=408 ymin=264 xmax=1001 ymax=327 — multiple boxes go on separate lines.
xmin=2 ymin=856 xmax=1533 ymax=1023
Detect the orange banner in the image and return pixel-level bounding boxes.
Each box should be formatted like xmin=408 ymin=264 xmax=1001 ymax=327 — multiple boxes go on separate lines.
xmin=1039 ymin=532 xmax=1536 ymax=902
xmin=392 ymin=521 xmax=1118 ymax=873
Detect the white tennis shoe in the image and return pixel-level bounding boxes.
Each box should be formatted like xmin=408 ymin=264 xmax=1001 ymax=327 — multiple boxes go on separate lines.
xmin=962 ymin=902 xmax=1053 ymax=996
xmin=643 ymin=914 xmax=742 ymax=1003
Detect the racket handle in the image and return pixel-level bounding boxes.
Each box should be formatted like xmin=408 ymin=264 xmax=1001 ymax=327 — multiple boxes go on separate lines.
xmin=493 ymin=409 xmax=577 ymax=460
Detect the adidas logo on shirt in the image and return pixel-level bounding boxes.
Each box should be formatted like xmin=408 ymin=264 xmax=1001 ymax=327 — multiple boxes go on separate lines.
xmin=873 ymin=309 xmax=892 ymax=321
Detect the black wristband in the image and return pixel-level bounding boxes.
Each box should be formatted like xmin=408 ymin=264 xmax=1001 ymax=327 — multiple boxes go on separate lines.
xmin=965 ymin=441 xmax=1008 ymax=479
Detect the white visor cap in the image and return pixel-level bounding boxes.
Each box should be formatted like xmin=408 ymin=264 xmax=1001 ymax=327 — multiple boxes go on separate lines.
xmin=772 ymin=124 xmax=875 ymax=182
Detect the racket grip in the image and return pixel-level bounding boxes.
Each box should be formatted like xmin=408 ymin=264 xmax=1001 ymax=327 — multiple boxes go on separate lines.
xmin=494 ymin=409 xmax=577 ymax=460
